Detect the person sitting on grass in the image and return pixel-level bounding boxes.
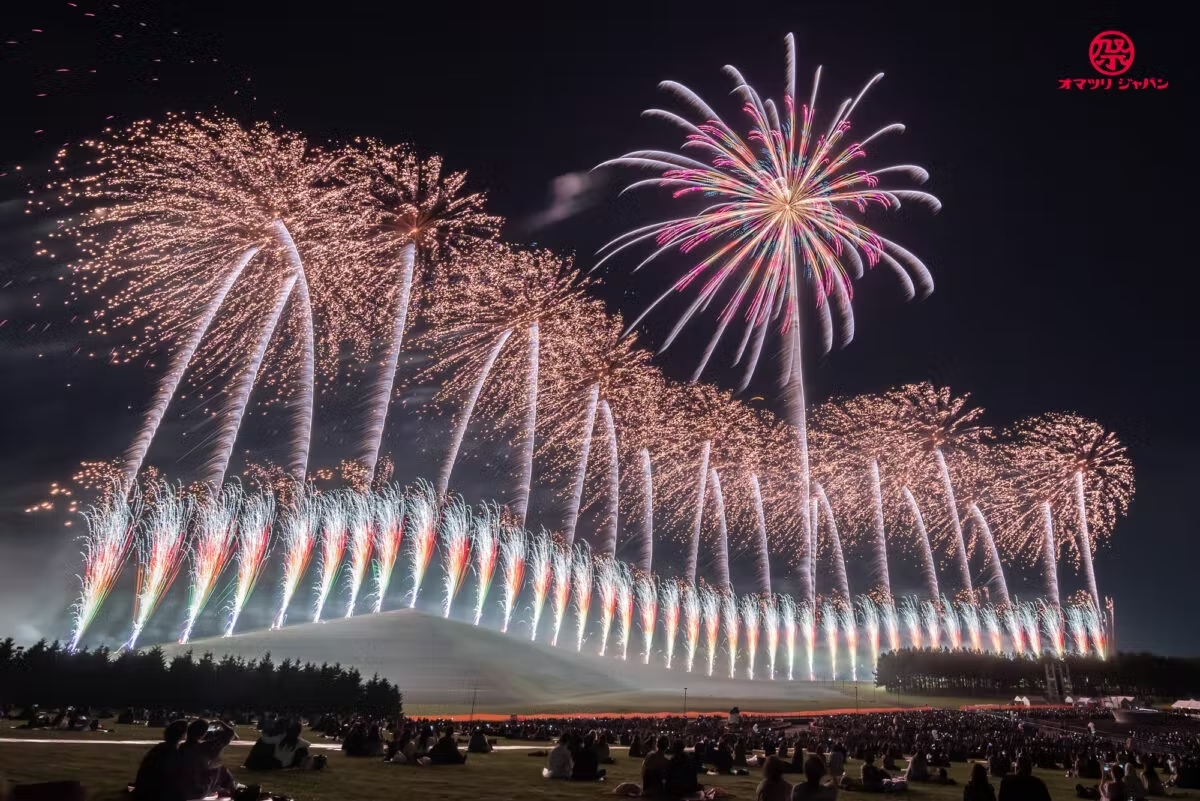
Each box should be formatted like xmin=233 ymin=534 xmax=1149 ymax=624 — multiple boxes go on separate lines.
xmin=641 ymin=736 xmax=671 ymax=798
xmin=174 ymin=718 xmax=238 ymax=801
xmin=757 ymin=755 xmax=793 ymax=801
xmin=791 ymin=755 xmax=837 ymax=800
xmin=859 ymin=753 xmax=892 ymax=793
xmin=132 ymin=719 xmax=187 ymax=801
xmin=245 ymin=719 xmax=311 ymax=770
xmin=666 ymin=740 xmax=701 ymax=797
xmin=571 ymin=731 xmax=607 ymax=780
xmin=903 ymin=751 xmax=930 ymax=782
xmin=544 ymin=734 xmax=574 ymax=779
xmin=963 ymin=762 xmax=996 ymax=801
xmin=428 ymin=727 xmax=468 ymax=765
xmin=467 ymin=727 xmax=493 ymax=754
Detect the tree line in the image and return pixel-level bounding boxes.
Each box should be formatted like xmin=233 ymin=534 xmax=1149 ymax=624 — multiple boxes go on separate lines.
xmin=0 ymin=638 xmax=402 ymax=718
xmin=875 ymin=648 xmax=1200 ymax=698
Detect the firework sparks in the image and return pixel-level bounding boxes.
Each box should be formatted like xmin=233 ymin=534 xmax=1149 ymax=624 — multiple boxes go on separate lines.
xmin=370 ymin=486 xmax=404 ymax=613
xmin=940 ymin=594 xmax=961 ymax=651
xmin=527 ymin=532 xmax=553 ymax=638
xmin=921 ymin=599 xmax=941 ymax=650
xmin=822 ymin=601 xmax=839 ymax=680
xmin=723 ymin=591 xmax=740 ymax=680
xmin=179 ymin=485 xmax=239 ymax=643
xmin=128 ymin=483 xmax=189 ymax=649
xmin=682 ymin=583 xmax=701 ymax=673
xmin=343 ymin=492 xmax=374 ymax=617
xmin=779 ymin=594 xmax=797 ymax=680
xmin=763 ymin=594 xmax=780 ymax=680
xmin=595 ymin=556 xmax=619 ymax=656
xmin=661 ymin=579 xmax=681 ymax=668
xmin=274 ymin=492 xmax=317 ymax=629
xmin=73 ymin=486 xmax=140 ymax=650
xmin=799 ymin=601 xmax=816 ymax=680
xmin=700 ymin=584 xmax=721 ymax=677
xmin=901 ymin=597 xmax=922 ymax=650
xmin=616 ymin=564 xmax=635 ymax=660
xmin=740 ymin=595 xmax=761 ymax=680
xmin=406 ymin=480 xmax=438 ymax=609
xmin=858 ymin=596 xmax=881 ymax=669
xmin=312 ymin=493 xmax=348 ymax=623
xmin=572 ymin=545 xmax=594 ymax=651
xmin=881 ymin=599 xmax=901 ymax=653
xmin=472 ymin=506 xmax=501 ymax=627
xmin=1042 ymin=601 xmax=1065 ymax=658
xmin=499 ymin=527 xmax=526 ymax=634
xmin=225 ymin=491 xmax=274 ymax=636
xmin=636 ymin=574 xmax=658 ymax=664
xmin=440 ymin=498 xmax=473 ymax=619
xmin=981 ymin=604 xmax=1003 ymax=653
xmin=839 ymin=603 xmax=858 ymax=681
xmin=959 ymin=600 xmax=982 ymax=652
xmin=549 ymin=542 xmax=572 ymax=645
xmin=1067 ymin=604 xmax=1088 ymax=656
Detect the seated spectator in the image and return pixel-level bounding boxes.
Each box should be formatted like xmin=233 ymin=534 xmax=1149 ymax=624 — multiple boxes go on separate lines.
xmin=571 ymin=732 xmax=606 ymax=780
xmin=711 ymin=738 xmax=735 ymax=775
xmin=1143 ymin=762 xmax=1167 ymax=797
xmin=999 ymin=756 xmax=1051 ymax=801
xmin=931 ymin=767 xmax=956 ymax=785
xmin=988 ymin=751 xmax=1008 ymax=778
xmin=904 ymin=751 xmax=930 ymax=782
xmin=387 ymin=730 xmax=418 ymax=765
xmin=467 ymin=728 xmax=492 ymax=754
xmin=640 ymin=736 xmax=670 ymax=798
xmin=427 ymin=727 xmax=467 ymax=765
xmin=859 ymin=753 xmax=888 ymax=793
xmin=792 ymin=755 xmax=837 ymax=800
xmin=246 ymin=720 xmax=310 ymax=770
xmin=595 ymin=731 xmax=613 ymax=764
xmin=666 ymin=740 xmax=701 ymax=797
xmin=544 ymin=734 xmax=574 ymax=779
xmin=757 ymin=755 xmax=792 ymax=801
xmin=963 ymin=763 xmax=996 ymax=801
xmin=173 ymin=718 xmax=237 ymax=801
xmin=132 ymin=719 xmax=187 ymax=801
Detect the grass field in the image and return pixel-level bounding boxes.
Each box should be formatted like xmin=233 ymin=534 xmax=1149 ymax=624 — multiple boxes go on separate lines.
xmin=2 ymin=725 xmax=1175 ymax=801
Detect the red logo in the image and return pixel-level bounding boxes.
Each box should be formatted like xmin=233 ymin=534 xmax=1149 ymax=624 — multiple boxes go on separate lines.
xmin=1088 ymin=31 xmax=1135 ymax=76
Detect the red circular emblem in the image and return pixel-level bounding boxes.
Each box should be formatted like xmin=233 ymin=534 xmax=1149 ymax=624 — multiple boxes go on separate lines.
xmin=1089 ymin=31 xmax=1135 ymax=76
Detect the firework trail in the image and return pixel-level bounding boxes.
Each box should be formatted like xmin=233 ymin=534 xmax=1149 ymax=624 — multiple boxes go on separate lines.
xmin=1039 ymin=502 xmax=1062 ymax=606
xmin=858 ymin=597 xmax=880 ymax=669
xmin=437 ymin=329 xmax=513 ymax=500
xmin=1004 ymin=605 xmax=1025 ymax=655
xmin=572 ymin=545 xmax=594 ymax=651
xmin=661 ymin=579 xmax=681 ymax=668
xmin=499 ymin=527 xmax=526 ymax=634
xmin=599 ymin=399 xmax=620 ymax=556
xmin=565 ymin=384 xmax=600 ymax=546
xmin=1021 ymin=603 xmax=1041 ymax=655
xmin=1042 ymin=601 xmax=1065 ymax=657
xmin=549 ymin=542 xmax=572 ymax=644
xmin=514 ymin=322 xmax=539 ymax=527
xmin=616 ymin=564 xmax=635 ymax=660
xmin=921 ymin=599 xmax=941 ymax=649
xmin=359 ymin=244 xmax=415 ymax=480
xmin=932 ymin=449 xmax=973 ymax=598
xmin=749 ymin=474 xmax=771 ymax=594
xmin=274 ymin=493 xmax=317 ymax=629
xmin=723 ymin=591 xmax=740 ymax=680
xmin=178 ymin=486 xmax=240 ymax=643
xmin=595 ymin=557 xmax=619 ymax=655
xmin=636 ymin=574 xmax=657 ymax=664
xmin=440 ymin=499 xmax=473 ymax=619
xmin=741 ymin=595 xmax=761 ymax=680
xmin=682 ymin=583 xmax=701 ymax=672
xmin=982 ymin=605 xmax=1003 ymax=653
xmin=868 ymin=459 xmax=892 ymax=598
xmin=527 ymin=533 xmax=553 ymax=638
xmin=968 ymin=504 xmax=1011 ymax=607
xmin=799 ymin=601 xmax=816 ymax=680
xmin=312 ymin=495 xmax=348 ymax=623
xmin=343 ymin=493 xmax=374 ymax=618
xmin=881 ymin=599 xmax=901 ymax=653
xmin=815 ymin=484 xmax=851 ymax=605
xmin=1087 ymin=601 xmax=1107 ymax=658
xmin=639 ymin=448 xmax=654 ymax=574
xmin=763 ymin=595 xmax=780 ymax=680
xmin=224 ymin=491 xmax=274 ymax=636
xmin=370 ymin=486 xmax=404 ymax=613
xmin=902 ymin=488 xmax=940 ymax=599
xmin=901 ymin=597 xmax=923 ymax=649
xmin=685 ymin=441 xmax=711 ymax=583
xmin=121 ymin=247 xmax=259 ymax=490
xmin=709 ymin=469 xmax=732 ymax=590
xmin=940 ymin=595 xmax=961 ymax=651
xmin=839 ymin=604 xmax=858 ymax=680
xmin=701 ymin=584 xmax=721 ymax=676
xmin=472 ymin=507 xmax=501 ymax=626
xmin=1067 ymin=605 xmax=1088 ymax=655
xmin=128 ymin=484 xmax=189 ymax=649
xmin=406 ymin=481 xmax=438 ymax=608
xmin=959 ymin=601 xmax=982 ymax=652
xmin=271 ymin=221 xmax=316 ymax=482
xmin=72 ymin=488 xmax=140 ymax=650
xmin=1074 ymin=472 xmax=1100 ymax=608
xmin=822 ymin=601 xmax=839 ymax=680
xmin=780 ymin=594 xmax=797 ymax=680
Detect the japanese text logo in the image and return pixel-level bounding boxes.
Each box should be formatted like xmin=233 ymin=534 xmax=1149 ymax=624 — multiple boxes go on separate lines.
xmin=1060 ymin=31 xmax=1167 ymax=91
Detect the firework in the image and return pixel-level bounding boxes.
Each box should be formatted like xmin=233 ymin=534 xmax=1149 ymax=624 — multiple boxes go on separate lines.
xmin=822 ymin=601 xmax=839 ymax=680
xmin=684 ymin=441 xmax=711 ymax=584
xmin=595 ymin=557 xmax=619 ymax=656
xmin=499 ymin=527 xmax=526 ymax=634
xmin=1021 ymin=603 xmax=1042 ymax=656
xmin=343 ymin=493 xmax=374 ymax=617
xmin=639 ymin=449 xmax=654 ymax=574
xmin=881 ymin=599 xmax=901 ymax=653
xmin=370 ymin=486 xmax=404 ymax=613
xmin=1004 ymin=605 xmax=1025 ymax=655
xmin=549 ymin=542 xmax=572 ymax=645
xmin=572 ymin=545 xmax=594 ymax=651
xmin=1087 ymin=600 xmax=1107 ymax=659
xmin=858 ymin=596 xmax=881 ymax=669
xmin=72 ymin=487 xmax=140 ymax=650
xmin=779 ymin=594 xmax=797 ymax=680
xmin=901 ymin=597 xmax=923 ymax=650
xmin=959 ymin=601 xmax=982 ymax=652
xmin=838 ymin=604 xmax=858 ymax=680
xmin=636 ymin=574 xmax=658 ymax=664
xmin=661 ymin=580 xmax=681 ymax=668
xmin=440 ymin=499 xmax=473 ymax=618
xmin=128 ymin=483 xmax=189 ymax=649
xmin=527 ymin=532 xmax=553 ymax=638
xmin=700 ymin=584 xmax=721 ymax=677
xmin=682 ymin=583 xmax=701 ymax=673
xmin=799 ymin=601 xmax=816 ymax=680
xmin=437 ymin=329 xmax=513 ymax=500
xmin=981 ymin=605 xmax=1003 ymax=653
xmin=940 ymin=595 xmax=961 ymax=651
xmin=740 ymin=595 xmax=760 ymax=680
xmin=903 ymin=488 xmax=940 ymax=599
xmin=274 ymin=493 xmax=317 ymax=629
xmin=472 ymin=506 xmax=501 ymax=627
xmin=1041 ymin=601 xmax=1065 ymax=658
xmin=968 ymin=504 xmax=1012 ymax=607
xmin=1067 ymin=604 xmax=1088 ymax=656
xmin=763 ymin=594 xmax=780 ymax=679
xmin=723 ymin=591 xmax=740 ymax=680
xmin=312 ymin=494 xmax=349 ymax=623
xmin=616 ymin=564 xmax=635 ymax=660
xmin=406 ymin=480 xmax=438 ymax=608
xmin=179 ymin=485 xmax=239 ymax=643
xmin=224 ymin=491 xmax=274 ymax=636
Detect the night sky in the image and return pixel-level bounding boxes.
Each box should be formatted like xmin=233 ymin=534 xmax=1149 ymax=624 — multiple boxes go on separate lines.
xmin=0 ymin=1 xmax=1191 ymax=653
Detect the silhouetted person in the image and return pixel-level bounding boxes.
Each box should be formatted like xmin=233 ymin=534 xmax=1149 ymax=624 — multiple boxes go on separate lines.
xmin=998 ymin=756 xmax=1050 ymax=801
xmin=133 ymin=719 xmax=187 ymax=801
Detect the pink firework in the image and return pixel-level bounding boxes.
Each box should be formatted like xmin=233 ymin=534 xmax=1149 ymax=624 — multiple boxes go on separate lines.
xmin=527 ymin=532 xmax=553 ymax=639
xmin=617 ymin=564 xmax=635 ymax=661
xmin=179 ymin=485 xmax=239 ymax=643
xmin=780 ymin=594 xmax=797 ymax=680
xmin=225 ymin=491 xmax=275 ymax=636
xmin=312 ymin=494 xmax=349 ymax=622
xmin=549 ymin=542 xmax=572 ymax=644
xmin=370 ymin=486 xmax=404 ymax=614
xmin=636 ymin=574 xmax=657 ymax=664
xmin=73 ymin=486 xmax=141 ymax=651
xmin=700 ymin=584 xmax=720 ymax=676
xmin=740 ymin=595 xmax=760 ymax=680
xmin=406 ymin=480 xmax=438 ymax=609
xmin=660 ymin=580 xmax=681 ymax=668
xmin=572 ymin=545 xmax=593 ymax=651
xmin=723 ymin=592 xmax=741 ymax=680
xmin=343 ymin=493 xmax=374 ymax=618
xmin=128 ymin=483 xmax=189 ymax=649
xmin=595 ymin=557 xmax=619 ymax=656
xmin=763 ymin=595 xmax=780 ymax=680
xmin=472 ymin=506 xmax=501 ymax=627
xmin=499 ymin=527 xmax=526 ymax=633
xmin=682 ymin=584 xmax=701 ymax=672
xmin=274 ymin=493 xmax=317 ymax=629
xmin=1004 ymin=606 xmax=1025 ymax=655
xmin=440 ymin=498 xmax=473 ymax=618
xmin=940 ymin=595 xmax=961 ymax=651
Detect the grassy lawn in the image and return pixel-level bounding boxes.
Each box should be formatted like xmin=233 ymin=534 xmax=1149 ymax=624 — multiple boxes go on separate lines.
xmin=0 ymin=730 xmax=1167 ymax=801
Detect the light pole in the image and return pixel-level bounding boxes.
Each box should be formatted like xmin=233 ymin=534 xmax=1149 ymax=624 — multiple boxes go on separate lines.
xmin=684 ymin=687 xmax=688 ymax=717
